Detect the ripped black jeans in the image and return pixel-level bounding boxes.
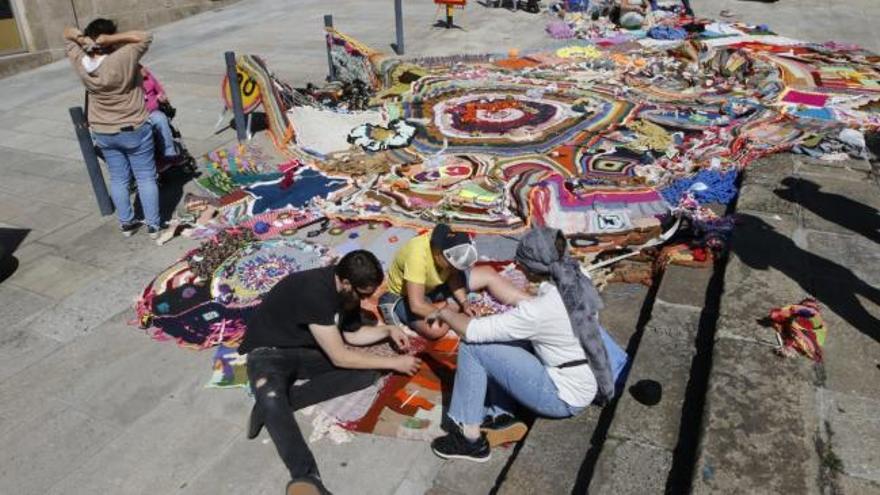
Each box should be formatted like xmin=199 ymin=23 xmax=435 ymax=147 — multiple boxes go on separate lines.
xmin=247 ymin=347 xmax=380 ymax=479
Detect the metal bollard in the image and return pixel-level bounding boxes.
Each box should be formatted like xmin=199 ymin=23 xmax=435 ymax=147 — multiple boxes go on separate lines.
xmin=69 ymin=106 xmax=114 ymax=216
xmin=224 ymin=51 xmax=247 ymax=143
xmin=324 ymin=14 xmax=336 ymax=81
xmin=393 ymin=0 xmax=405 ymax=55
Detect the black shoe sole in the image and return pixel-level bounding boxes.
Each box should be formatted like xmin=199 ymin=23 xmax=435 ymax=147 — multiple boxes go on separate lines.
xmin=431 ymin=447 xmax=491 ymax=463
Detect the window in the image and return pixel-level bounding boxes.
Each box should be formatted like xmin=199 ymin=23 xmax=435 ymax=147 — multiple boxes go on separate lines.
xmin=0 ymin=0 xmax=24 ymax=55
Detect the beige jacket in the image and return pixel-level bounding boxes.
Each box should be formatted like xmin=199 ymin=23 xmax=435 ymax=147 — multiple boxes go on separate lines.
xmin=66 ymin=34 xmax=152 ymax=133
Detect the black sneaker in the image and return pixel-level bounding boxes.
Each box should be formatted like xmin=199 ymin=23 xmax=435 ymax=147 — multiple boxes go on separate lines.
xmin=120 ymin=221 xmax=140 ymax=237
xmin=246 ymin=404 xmax=264 ymax=440
xmin=480 ymin=414 xmax=528 ymax=447
xmin=286 ymin=474 xmax=332 ymax=495
xmin=147 ymin=224 xmax=166 ymax=240
xmin=431 ymin=428 xmax=491 ymax=462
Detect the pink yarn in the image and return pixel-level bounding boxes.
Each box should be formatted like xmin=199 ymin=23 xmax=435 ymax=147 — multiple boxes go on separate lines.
xmin=546 ymin=20 xmax=575 ymax=39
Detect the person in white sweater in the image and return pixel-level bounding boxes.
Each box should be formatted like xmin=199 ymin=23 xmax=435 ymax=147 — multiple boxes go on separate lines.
xmin=428 ymin=227 xmax=617 ymax=462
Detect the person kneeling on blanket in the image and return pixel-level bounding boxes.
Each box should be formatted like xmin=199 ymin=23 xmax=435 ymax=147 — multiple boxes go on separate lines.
xmin=428 ymin=227 xmax=621 ymax=461
xmin=240 ymin=250 xmax=421 ymax=495
xmin=379 ymin=223 xmax=530 ymax=339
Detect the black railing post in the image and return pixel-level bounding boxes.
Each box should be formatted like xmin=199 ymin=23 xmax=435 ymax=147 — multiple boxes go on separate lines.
xmin=324 ymin=14 xmax=336 ymax=81
xmin=224 ymin=51 xmax=247 ymax=142
xmin=69 ymin=106 xmax=114 ymax=216
xmin=393 ymin=0 xmax=405 ymax=55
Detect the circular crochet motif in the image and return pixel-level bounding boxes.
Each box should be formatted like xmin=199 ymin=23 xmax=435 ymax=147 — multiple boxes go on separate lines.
xmin=211 ymin=238 xmax=332 ymax=306
xmin=433 ymin=93 xmax=566 ymax=142
xmin=407 ymin=83 xmax=634 ymax=157
xmin=445 ymin=95 xmax=558 ymax=135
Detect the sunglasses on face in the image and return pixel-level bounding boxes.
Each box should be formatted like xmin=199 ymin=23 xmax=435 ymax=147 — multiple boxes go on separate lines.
xmin=354 ymin=287 xmax=375 ymax=299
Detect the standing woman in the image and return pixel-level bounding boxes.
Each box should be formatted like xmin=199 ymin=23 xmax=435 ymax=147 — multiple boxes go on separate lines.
xmin=428 ymin=227 xmax=618 ymax=460
xmin=64 ymin=19 xmax=163 ymax=238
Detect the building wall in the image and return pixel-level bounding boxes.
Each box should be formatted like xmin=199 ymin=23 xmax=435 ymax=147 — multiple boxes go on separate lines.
xmin=0 ymin=0 xmax=238 ymax=79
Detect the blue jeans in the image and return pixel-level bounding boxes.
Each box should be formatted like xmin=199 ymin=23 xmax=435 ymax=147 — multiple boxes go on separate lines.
xmin=378 ymin=270 xmax=469 ymax=327
xmin=149 ymin=110 xmax=176 ymax=158
xmin=93 ymin=123 xmax=161 ymax=228
xmin=447 ymin=341 xmax=584 ymax=426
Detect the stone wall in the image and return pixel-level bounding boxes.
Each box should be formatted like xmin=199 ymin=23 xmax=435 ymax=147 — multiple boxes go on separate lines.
xmin=0 ymin=0 xmax=239 ymax=79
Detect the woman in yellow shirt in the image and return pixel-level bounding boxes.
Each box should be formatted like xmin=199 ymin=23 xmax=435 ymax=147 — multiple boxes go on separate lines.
xmin=379 ymin=224 xmax=529 ymax=339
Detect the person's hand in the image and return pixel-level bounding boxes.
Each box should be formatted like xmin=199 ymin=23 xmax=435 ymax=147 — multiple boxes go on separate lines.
xmin=95 ymin=34 xmax=113 ymax=47
xmin=460 ymin=300 xmax=476 ymax=317
xmin=158 ymin=94 xmax=168 ymax=103
xmin=388 ymin=325 xmax=410 ymax=353
xmin=392 ymin=355 xmax=422 ymax=376
xmin=63 ymin=27 xmax=82 ymax=42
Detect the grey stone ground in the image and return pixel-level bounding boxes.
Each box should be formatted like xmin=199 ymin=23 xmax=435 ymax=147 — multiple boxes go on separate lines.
xmin=693 ymin=155 xmax=880 ymax=494
xmin=1 ymin=0 xmax=879 ymax=494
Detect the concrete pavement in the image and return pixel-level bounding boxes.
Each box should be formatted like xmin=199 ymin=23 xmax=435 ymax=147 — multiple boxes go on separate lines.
xmin=1 ymin=0 xmax=880 ymax=494
xmin=0 ymin=2 xmax=574 ymax=494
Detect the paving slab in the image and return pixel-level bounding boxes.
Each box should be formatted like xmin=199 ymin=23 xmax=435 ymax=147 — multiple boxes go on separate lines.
xmin=0 ymin=312 xmax=176 ymax=414
xmin=431 ymin=445 xmax=514 ymax=495
xmin=3 ymin=200 xmax=91 ymax=241
xmin=59 ymin=218 xmax=188 ymax=271
xmin=742 ymin=153 xmax=796 ymax=186
xmin=2 ymin=239 xmax=57 ymax=266
xmin=589 ymin=438 xmax=673 ymax=495
xmin=794 ymin=155 xmax=873 ymax=177
xmin=6 ymin=254 xmax=106 ymax=300
xmin=692 ymin=338 xmax=821 ymax=495
xmin=608 ymin=301 xmax=700 ymax=451
xmin=817 ymin=298 xmax=880 ymax=400
xmin=655 ymin=264 xmax=713 ymax=308
xmin=0 ymin=326 xmax=62 ymax=383
xmin=715 ymin=212 xmax=809 ymax=344
xmin=839 ymin=474 xmax=880 ymax=495
xmin=0 ymin=404 xmax=121 ymax=495
xmin=803 ymin=230 xmax=880 ymax=288
xmin=776 ymin=176 xmax=880 ymax=239
xmin=178 ymin=430 xmax=289 ymax=495
xmin=819 ymin=390 xmax=880 ymax=483
xmin=47 ymin=399 xmax=241 ymax=495
xmin=736 ymin=182 xmax=799 ymax=216
xmin=496 ymin=408 xmax=601 ymax=495
xmin=0 ymin=284 xmax=53 ymax=330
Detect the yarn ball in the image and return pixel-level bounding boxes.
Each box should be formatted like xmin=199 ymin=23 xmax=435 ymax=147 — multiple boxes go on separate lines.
xmin=253 ymin=221 xmax=271 ymax=234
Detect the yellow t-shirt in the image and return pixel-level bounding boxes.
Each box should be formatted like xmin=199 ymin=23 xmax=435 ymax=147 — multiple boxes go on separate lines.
xmin=386 ymin=233 xmax=449 ymax=296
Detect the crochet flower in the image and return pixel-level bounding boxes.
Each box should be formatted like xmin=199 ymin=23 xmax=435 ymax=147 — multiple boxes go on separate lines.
xmin=347 ymin=119 xmax=417 ymax=152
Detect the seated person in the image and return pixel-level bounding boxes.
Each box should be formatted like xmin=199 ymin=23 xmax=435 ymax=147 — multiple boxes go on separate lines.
xmin=140 ymin=64 xmax=179 ymax=163
xmin=428 ymin=227 xmax=618 ymax=461
xmin=379 ymin=223 xmax=529 ymax=339
xmin=616 ymin=0 xmax=648 ymax=29
xmin=240 ymin=250 xmax=421 ymax=495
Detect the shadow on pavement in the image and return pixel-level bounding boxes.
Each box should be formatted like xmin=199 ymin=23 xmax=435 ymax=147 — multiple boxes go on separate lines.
xmin=132 ymin=167 xmax=195 ymax=224
xmin=0 ymin=228 xmax=29 ymax=283
xmin=774 ymin=177 xmax=880 ymax=244
xmin=734 ymin=213 xmax=880 ymax=343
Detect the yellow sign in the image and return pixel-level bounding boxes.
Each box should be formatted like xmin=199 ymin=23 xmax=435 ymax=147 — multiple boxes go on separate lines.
xmin=222 ymin=65 xmax=261 ymax=113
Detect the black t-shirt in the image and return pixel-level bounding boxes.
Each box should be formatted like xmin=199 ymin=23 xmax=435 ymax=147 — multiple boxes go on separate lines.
xmin=238 ymin=266 xmax=361 ymax=354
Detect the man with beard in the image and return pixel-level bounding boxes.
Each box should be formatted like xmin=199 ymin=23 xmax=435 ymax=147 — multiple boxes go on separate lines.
xmin=239 ymin=250 xmax=421 ymax=495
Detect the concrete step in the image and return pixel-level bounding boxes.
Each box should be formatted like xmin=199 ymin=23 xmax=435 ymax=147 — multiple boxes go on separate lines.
xmin=588 ymin=265 xmax=713 ymax=494
xmin=693 ymin=153 xmax=880 ymax=494
xmin=496 ymin=283 xmax=649 ymax=494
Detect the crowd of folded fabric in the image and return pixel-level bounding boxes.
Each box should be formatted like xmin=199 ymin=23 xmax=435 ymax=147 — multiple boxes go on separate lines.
xmin=133 ymin=15 xmax=880 ymax=441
